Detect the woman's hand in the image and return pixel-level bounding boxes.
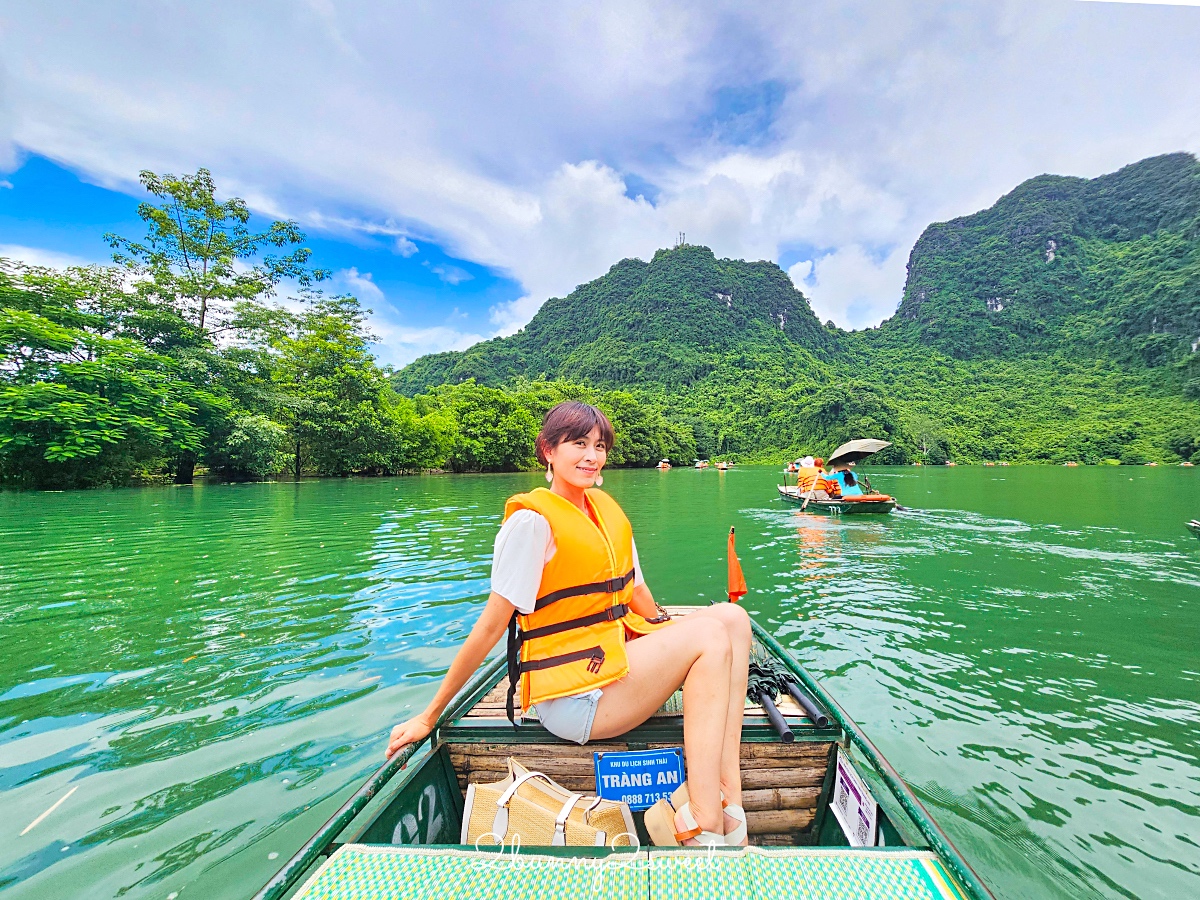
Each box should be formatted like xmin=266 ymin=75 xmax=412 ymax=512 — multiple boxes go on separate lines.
xmin=385 ymin=713 xmax=433 ymax=761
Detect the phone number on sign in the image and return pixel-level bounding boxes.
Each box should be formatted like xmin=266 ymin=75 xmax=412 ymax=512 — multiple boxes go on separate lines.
xmin=615 ymin=790 xmax=673 ymax=807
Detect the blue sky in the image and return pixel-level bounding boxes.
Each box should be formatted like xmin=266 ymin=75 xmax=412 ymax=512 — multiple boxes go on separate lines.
xmin=0 ymin=155 xmax=521 ymax=366
xmin=1 ymin=1 xmax=1198 ymax=366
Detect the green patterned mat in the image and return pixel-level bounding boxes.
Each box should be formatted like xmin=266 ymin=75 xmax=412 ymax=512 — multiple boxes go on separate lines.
xmin=292 ymin=845 xmax=970 ymax=900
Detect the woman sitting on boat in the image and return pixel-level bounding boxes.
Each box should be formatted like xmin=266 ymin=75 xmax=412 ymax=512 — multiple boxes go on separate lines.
xmin=385 ymin=402 xmax=752 ymax=847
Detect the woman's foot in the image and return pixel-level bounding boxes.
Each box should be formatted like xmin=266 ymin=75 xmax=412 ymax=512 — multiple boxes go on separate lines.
xmin=644 ymin=797 xmax=723 ymax=847
xmin=670 ymin=782 xmax=747 ymax=846
xmin=674 ymin=803 xmax=724 ymax=847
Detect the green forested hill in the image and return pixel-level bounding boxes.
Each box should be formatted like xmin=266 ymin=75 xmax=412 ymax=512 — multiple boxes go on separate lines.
xmin=395 ymin=247 xmax=834 ymax=393
xmin=891 ymin=152 xmax=1200 ymax=369
xmin=394 ymin=153 xmax=1200 ymax=465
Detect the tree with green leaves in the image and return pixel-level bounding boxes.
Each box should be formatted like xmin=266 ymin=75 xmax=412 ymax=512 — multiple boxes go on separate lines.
xmin=107 ymin=168 xmax=328 ymax=334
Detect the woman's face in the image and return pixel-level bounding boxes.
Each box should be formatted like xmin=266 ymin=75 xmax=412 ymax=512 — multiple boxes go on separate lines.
xmin=547 ymin=426 xmax=607 ymax=489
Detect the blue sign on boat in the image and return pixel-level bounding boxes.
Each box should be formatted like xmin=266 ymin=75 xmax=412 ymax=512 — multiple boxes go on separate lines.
xmin=593 ymin=747 xmax=684 ymax=811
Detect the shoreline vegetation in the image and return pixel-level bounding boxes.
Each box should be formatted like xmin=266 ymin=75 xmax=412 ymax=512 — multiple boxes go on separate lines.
xmin=4 ymin=155 xmax=1200 ymax=490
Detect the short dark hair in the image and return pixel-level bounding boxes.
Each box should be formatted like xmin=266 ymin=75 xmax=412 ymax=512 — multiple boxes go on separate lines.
xmin=535 ymin=402 xmax=615 ymax=465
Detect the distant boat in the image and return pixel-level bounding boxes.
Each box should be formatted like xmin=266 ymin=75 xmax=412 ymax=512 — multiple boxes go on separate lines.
xmin=983 ymin=462 xmax=995 ymax=467
xmin=1145 ymin=462 xmax=1158 ymax=467
xmin=944 ymin=461 xmax=956 ymax=467
xmin=778 ymin=485 xmax=897 ymax=514
xmin=998 ymin=461 xmax=1010 ymax=466
xmin=716 ymin=461 xmax=730 ymax=471
xmin=779 ymin=439 xmax=898 ymax=514
xmin=1064 ymin=461 xmax=1079 ymax=467
xmin=694 ymin=459 xmax=710 ymax=469
xmin=1182 ymin=461 xmax=1195 ymax=467
xmin=655 ymin=459 xmax=671 ymax=470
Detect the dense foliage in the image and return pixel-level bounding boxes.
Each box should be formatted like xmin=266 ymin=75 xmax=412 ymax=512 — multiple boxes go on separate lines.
xmin=5 ymin=153 xmax=1200 ymax=488
xmin=394 ymin=154 xmax=1200 ymax=465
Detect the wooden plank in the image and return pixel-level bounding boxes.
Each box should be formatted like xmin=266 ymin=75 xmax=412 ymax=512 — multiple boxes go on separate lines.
xmin=746 ymin=808 xmax=815 ymax=834
xmin=737 ymin=745 xmax=832 ymax=766
xmin=449 ymin=755 xmax=598 ymax=776
xmin=752 ymin=832 xmax=802 ymax=846
xmin=741 ymin=765 xmax=827 ymax=790
xmin=459 ymin=772 xmax=598 ymax=793
xmin=740 ymin=787 xmax=820 ymax=812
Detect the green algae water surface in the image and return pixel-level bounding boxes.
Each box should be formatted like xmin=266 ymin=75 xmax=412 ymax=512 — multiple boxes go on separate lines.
xmin=1 ymin=466 xmax=1197 ymax=899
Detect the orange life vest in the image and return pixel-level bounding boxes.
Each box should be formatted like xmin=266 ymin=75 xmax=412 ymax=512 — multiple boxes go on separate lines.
xmin=503 ymin=487 xmax=669 ymax=722
xmin=795 ymin=466 xmax=840 ymax=497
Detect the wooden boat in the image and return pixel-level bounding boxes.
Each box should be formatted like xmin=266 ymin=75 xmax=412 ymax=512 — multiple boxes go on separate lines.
xmin=777 ymin=485 xmax=897 ymax=514
xmin=656 ymin=460 xmax=672 ymax=470
xmin=254 ymin=607 xmax=993 ymax=900
xmin=779 ymin=440 xmax=898 ymax=514
xmin=694 ymin=460 xmax=710 ymax=469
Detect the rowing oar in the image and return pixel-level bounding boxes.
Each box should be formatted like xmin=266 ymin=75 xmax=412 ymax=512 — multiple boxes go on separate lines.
xmin=782 ymin=678 xmax=830 ymax=728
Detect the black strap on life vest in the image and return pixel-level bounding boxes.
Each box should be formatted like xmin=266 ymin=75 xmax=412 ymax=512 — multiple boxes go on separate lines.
xmin=518 ymin=604 xmax=629 ymax=642
xmin=533 ymin=569 xmax=635 ymax=611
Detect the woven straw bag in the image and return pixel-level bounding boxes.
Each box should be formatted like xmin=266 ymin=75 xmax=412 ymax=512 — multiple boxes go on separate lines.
xmin=460 ymin=758 xmax=636 ymax=847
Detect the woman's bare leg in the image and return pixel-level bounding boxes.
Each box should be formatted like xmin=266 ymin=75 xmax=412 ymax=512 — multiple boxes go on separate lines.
xmin=590 ymin=615 xmax=732 ymax=835
xmin=683 ymin=603 xmax=752 ymax=843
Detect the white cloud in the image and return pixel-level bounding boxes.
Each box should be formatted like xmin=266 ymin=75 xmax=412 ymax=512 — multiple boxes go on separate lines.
xmin=338 ymin=266 xmax=385 ymax=303
xmin=490 ymin=294 xmax=544 ymax=337
xmin=1078 ymin=0 xmax=1200 ymax=6
xmin=428 ymin=263 xmax=473 ymax=285
xmin=786 ymin=259 xmax=812 ymax=285
xmin=0 ymin=180 xmax=12 ymax=189
xmin=395 ymin=236 xmax=418 ymax=257
xmin=369 ymin=319 xmax=488 ymax=368
xmin=2 ymin=0 xmax=1199 ymax=341
xmin=0 ymin=243 xmax=103 ymax=270
xmin=801 ymin=245 xmax=911 ymax=329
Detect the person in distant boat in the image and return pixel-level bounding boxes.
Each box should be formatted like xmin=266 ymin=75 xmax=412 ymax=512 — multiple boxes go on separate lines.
xmin=385 ymin=402 xmax=751 ymax=848
xmin=827 ymin=464 xmax=864 ymax=497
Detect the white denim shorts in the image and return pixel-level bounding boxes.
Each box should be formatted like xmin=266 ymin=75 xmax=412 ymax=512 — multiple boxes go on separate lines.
xmin=531 ymin=688 xmax=603 ymax=745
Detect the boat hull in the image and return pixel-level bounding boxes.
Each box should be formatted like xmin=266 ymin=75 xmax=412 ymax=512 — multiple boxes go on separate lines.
xmin=255 ymin=608 xmax=991 ymax=900
xmin=777 ymin=486 xmax=896 ymax=513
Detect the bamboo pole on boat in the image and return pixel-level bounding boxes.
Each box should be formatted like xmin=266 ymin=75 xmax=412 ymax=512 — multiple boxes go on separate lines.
xmin=756 ymin=688 xmax=794 ymax=743
xmin=782 ymin=678 xmax=830 ymax=727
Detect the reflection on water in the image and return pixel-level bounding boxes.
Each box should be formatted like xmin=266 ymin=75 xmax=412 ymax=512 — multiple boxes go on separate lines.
xmin=1 ymin=467 xmax=1198 ymax=899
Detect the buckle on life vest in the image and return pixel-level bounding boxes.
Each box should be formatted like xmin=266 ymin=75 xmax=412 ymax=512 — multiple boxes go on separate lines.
xmin=587 ymin=648 xmax=604 ymax=674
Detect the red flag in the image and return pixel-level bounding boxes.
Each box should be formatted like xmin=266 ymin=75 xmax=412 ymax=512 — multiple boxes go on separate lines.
xmin=727 ymin=527 xmax=748 ymax=603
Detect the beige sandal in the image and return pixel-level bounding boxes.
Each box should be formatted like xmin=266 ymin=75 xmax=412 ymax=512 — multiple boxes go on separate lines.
xmin=644 ymin=797 xmax=724 ymax=847
xmin=670 ymin=783 xmax=748 ymax=846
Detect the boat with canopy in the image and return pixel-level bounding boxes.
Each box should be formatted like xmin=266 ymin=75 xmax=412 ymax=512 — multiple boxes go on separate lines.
xmin=253 ymin=606 xmax=991 ymax=900
xmin=778 ymin=439 xmax=898 ymax=514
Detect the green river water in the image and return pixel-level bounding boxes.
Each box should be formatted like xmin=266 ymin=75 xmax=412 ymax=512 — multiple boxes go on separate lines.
xmin=0 ymin=466 xmax=1197 ymax=899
